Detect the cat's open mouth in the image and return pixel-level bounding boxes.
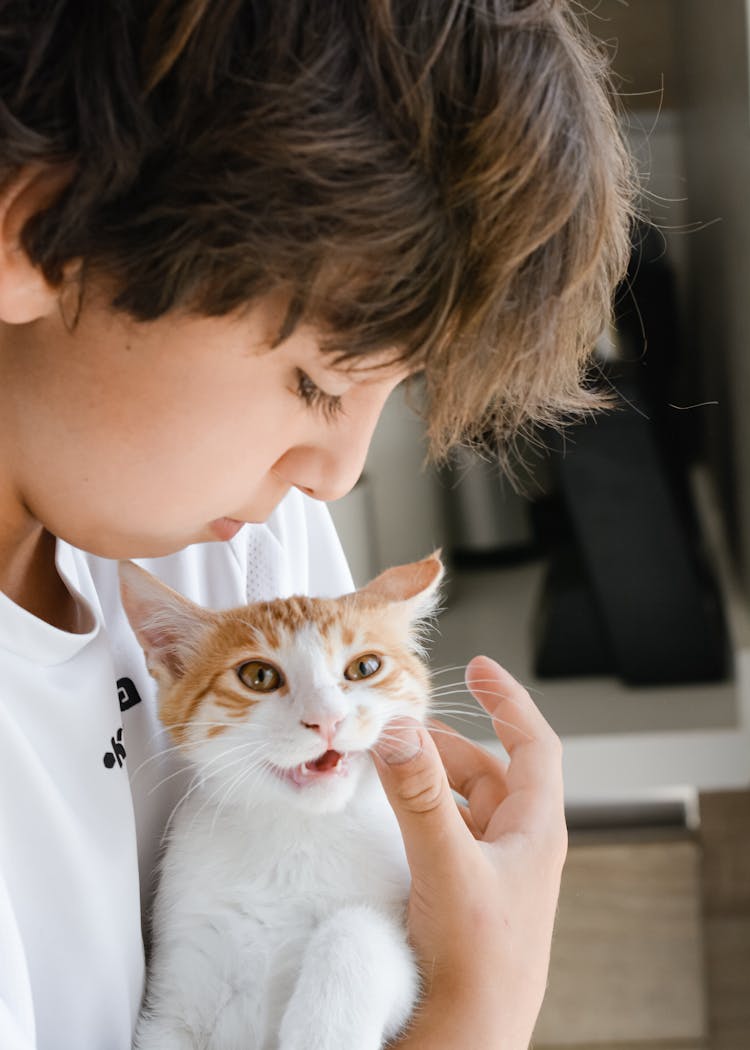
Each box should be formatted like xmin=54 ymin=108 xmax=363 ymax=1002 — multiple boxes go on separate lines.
xmin=276 ymin=750 xmax=350 ymax=788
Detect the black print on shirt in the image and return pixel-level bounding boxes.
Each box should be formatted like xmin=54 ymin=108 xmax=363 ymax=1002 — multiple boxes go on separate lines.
xmin=103 ymin=727 xmax=126 ymax=770
xmin=117 ymin=676 xmax=142 ymax=712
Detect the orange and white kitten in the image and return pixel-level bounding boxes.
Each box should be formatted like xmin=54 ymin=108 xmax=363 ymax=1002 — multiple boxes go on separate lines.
xmin=119 ymin=553 xmax=443 ymax=1050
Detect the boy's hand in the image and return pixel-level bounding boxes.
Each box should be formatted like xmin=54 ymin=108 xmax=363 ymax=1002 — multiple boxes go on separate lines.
xmin=373 ymin=656 xmax=567 ymax=1050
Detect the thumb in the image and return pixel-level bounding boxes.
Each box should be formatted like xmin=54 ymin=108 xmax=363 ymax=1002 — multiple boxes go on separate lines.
xmin=372 ymin=717 xmax=469 ymax=877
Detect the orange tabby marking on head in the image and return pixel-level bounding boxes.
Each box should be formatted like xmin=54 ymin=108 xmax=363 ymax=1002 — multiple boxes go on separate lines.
xmin=157 ymin=587 xmax=432 ymax=749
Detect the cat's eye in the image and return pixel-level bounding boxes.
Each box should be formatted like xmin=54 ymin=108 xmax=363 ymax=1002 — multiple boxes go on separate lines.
xmin=344 ymin=654 xmax=382 ymax=681
xmin=237 ymin=661 xmax=283 ymax=692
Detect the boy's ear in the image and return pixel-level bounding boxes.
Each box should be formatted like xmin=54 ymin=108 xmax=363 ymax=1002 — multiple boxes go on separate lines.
xmin=359 ymin=550 xmax=444 ymax=620
xmin=0 ymin=165 xmax=74 ymax=324
xmin=118 ymin=561 xmax=216 ymax=686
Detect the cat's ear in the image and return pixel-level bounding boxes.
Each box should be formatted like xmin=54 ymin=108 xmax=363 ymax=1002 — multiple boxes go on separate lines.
xmin=359 ymin=550 xmax=443 ymax=620
xmin=118 ymin=561 xmax=216 ymax=686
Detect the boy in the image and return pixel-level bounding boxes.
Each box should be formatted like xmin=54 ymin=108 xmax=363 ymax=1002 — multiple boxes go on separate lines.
xmin=0 ymin=1 xmax=631 ymax=1047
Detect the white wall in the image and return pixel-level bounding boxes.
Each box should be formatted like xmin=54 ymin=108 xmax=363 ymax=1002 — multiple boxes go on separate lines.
xmin=328 ymin=383 xmax=447 ymax=582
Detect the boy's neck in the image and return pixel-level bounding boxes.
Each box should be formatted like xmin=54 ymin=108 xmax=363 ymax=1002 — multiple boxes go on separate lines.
xmin=0 ymin=513 xmax=83 ymax=633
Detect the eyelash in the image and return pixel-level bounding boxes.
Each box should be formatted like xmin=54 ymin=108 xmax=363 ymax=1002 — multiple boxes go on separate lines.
xmin=295 ymin=369 xmax=344 ymax=422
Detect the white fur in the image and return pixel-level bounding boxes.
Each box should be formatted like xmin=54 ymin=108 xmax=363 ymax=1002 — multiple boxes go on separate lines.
xmin=134 ymin=618 xmax=425 ymax=1050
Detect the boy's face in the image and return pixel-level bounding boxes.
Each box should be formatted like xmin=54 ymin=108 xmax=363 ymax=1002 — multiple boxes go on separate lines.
xmin=2 ymin=288 xmax=406 ymax=559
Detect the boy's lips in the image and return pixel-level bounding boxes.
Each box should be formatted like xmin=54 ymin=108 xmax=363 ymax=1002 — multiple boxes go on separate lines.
xmin=209 ymin=517 xmax=245 ymax=541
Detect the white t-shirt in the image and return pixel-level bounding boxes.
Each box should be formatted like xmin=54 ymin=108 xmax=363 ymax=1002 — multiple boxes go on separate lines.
xmin=0 ymin=491 xmax=353 ymax=1050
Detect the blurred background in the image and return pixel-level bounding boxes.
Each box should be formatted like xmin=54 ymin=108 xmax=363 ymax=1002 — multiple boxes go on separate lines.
xmin=329 ymin=2 xmax=750 ymax=1048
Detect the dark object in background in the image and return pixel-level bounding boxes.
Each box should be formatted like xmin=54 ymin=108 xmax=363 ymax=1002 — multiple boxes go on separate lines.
xmin=533 ymin=372 xmax=728 ymax=685
xmin=534 ymin=221 xmax=728 ymax=685
xmin=533 ymin=539 xmax=616 ymax=678
xmin=615 ymin=222 xmax=700 ymax=464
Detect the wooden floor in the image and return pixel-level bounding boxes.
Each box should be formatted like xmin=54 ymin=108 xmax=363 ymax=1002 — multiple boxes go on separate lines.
xmin=700 ymin=791 xmax=750 ymax=1050
xmin=531 ymin=790 xmax=750 ymax=1050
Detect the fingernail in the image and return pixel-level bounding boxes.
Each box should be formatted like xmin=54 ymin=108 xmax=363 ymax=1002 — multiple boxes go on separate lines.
xmin=375 ymin=719 xmax=423 ymax=765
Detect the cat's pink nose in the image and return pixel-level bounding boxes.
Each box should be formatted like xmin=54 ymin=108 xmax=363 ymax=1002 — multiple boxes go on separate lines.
xmin=301 ymin=716 xmax=343 ymax=741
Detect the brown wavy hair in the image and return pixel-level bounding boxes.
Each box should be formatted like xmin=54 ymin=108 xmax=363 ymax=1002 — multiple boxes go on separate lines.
xmin=0 ymin=0 xmax=633 ymax=458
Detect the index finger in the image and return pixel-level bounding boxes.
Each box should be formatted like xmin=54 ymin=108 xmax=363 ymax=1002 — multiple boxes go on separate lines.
xmin=465 ymin=656 xmax=553 ymax=752
xmin=429 ymin=718 xmax=508 ymax=797
xmin=429 ymin=719 xmax=510 ymax=837
xmin=464 ymin=656 xmax=565 ymax=827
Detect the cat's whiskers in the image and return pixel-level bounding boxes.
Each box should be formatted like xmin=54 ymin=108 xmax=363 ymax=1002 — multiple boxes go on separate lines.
xmin=429 ymin=697 xmax=531 ymax=740
xmin=164 ymin=720 xmax=270 ymax=733
xmin=430 ymin=693 xmax=510 ymax=712
xmin=207 ymin=754 xmax=271 ymax=839
xmin=430 ymin=676 xmax=523 ymax=694
xmin=153 ymin=745 xmax=244 ymax=838
xmin=430 ymin=685 xmax=522 ymax=703
xmin=434 ymin=676 xmax=546 ymax=699
xmin=187 ymin=758 xmax=250 ymax=840
xmin=182 ymin=757 xmax=265 ymax=841
xmin=147 ymin=763 xmax=193 ymax=797
xmin=129 ymin=721 xmax=267 ymax=783
xmin=428 ymin=663 xmax=470 ymax=677
xmin=428 ymin=676 xmax=529 ymax=701
xmin=428 ymin=713 xmax=516 ymax=739
xmin=429 ymin=665 xmax=545 ymax=694
xmin=189 ymin=742 xmax=275 ymax=834
xmin=146 ymin=733 xmax=269 ymax=798
xmin=128 ymin=739 xmax=200 ymax=782
xmin=211 ymin=750 xmax=283 ymax=838
xmin=199 ymin=736 xmax=272 ymax=779
xmin=160 ymin=739 xmax=272 ymax=846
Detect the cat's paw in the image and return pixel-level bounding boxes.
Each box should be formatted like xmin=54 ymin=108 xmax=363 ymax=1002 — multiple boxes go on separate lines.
xmin=278 ymin=905 xmax=416 ymax=1050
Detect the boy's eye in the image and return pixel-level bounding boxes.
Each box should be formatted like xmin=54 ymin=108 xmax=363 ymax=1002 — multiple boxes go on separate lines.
xmin=344 ymin=654 xmax=382 ymax=681
xmin=295 ymin=369 xmax=344 ymax=422
xmin=237 ymin=661 xmax=283 ymax=692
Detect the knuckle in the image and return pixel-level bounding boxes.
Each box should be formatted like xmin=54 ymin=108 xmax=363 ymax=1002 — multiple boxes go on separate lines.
xmin=545 ymin=812 xmax=569 ymax=870
xmin=395 ymin=768 xmax=446 ymax=814
xmin=541 ymin=726 xmax=564 ymax=764
xmin=554 ymin=820 xmax=569 ymax=864
xmin=523 ymin=802 xmax=567 ymax=868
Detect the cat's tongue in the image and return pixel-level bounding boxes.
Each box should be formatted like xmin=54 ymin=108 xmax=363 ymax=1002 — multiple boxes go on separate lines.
xmin=286 ymin=749 xmax=349 ymax=788
xmin=305 ymin=749 xmax=342 ymax=773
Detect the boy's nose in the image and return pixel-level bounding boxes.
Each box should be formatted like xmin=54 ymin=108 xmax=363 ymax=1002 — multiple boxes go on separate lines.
xmin=272 ymin=381 xmax=399 ymax=503
xmin=294 ymin=438 xmax=371 ymax=504
xmin=300 ymin=715 xmax=344 ymax=743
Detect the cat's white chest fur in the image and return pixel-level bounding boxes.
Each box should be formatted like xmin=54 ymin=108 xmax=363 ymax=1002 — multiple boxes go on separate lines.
xmin=136 ymin=765 xmax=418 ymax=1050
